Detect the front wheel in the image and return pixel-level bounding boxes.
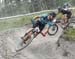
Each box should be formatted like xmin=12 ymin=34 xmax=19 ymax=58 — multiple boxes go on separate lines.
xmin=48 ymin=24 xmax=58 ymax=35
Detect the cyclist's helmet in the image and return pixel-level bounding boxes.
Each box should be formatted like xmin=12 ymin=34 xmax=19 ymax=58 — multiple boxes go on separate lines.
xmin=63 ymin=2 xmax=70 ymax=8
xmin=57 ymin=6 xmax=62 ymax=12
xmin=49 ymin=12 xmax=56 ymax=18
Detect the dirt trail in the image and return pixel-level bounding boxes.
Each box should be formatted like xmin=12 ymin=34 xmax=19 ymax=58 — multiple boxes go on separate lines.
xmin=0 ymin=24 xmax=64 ymax=59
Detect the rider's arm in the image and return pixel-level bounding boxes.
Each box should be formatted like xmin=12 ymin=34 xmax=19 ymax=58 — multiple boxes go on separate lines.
xmin=41 ymin=21 xmax=53 ymax=36
xmin=41 ymin=24 xmax=49 ymax=37
xmin=41 ymin=19 xmax=56 ymax=37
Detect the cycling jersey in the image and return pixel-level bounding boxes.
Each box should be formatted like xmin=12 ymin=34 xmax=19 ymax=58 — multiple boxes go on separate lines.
xmin=31 ymin=14 xmax=56 ymax=31
xmin=32 ymin=14 xmax=55 ymax=27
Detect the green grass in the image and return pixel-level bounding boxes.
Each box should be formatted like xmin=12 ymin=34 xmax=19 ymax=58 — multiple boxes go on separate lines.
xmin=0 ymin=16 xmax=32 ymax=31
xmin=64 ymin=27 xmax=75 ymax=40
xmin=0 ymin=11 xmax=50 ymax=31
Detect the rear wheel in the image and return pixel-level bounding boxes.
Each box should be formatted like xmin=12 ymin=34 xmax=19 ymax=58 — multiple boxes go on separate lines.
xmin=48 ymin=24 xmax=58 ymax=35
xmin=16 ymin=33 xmax=34 ymax=52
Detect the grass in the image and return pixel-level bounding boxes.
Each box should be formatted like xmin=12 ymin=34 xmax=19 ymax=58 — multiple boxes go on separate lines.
xmin=0 ymin=11 xmax=51 ymax=31
xmin=64 ymin=27 xmax=75 ymax=40
xmin=0 ymin=16 xmax=32 ymax=31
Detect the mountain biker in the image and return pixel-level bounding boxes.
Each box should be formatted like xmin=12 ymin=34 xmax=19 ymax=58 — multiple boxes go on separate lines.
xmin=22 ymin=12 xmax=56 ymax=36
xmin=57 ymin=3 xmax=72 ymax=24
xmin=21 ymin=12 xmax=57 ymax=44
xmin=30 ymin=12 xmax=57 ymax=37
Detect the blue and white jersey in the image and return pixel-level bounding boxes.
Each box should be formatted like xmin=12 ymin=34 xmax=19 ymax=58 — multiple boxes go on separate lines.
xmin=39 ymin=14 xmax=55 ymax=27
xmin=32 ymin=14 xmax=56 ymax=27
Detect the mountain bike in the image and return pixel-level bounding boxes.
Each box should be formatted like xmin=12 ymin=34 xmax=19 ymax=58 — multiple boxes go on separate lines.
xmin=16 ymin=17 xmax=75 ymax=52
xmin=16 ymin=22 xmax=58 ymax=52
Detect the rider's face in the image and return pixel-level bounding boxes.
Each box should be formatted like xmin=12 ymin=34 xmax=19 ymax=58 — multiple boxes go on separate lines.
xmin=48 ymin=15 xmax=53 ymax=20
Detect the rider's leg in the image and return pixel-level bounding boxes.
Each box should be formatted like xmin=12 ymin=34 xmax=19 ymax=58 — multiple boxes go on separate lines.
xmin=24 ymin=19 xmax=39 ymax=37
xmin=62 ymin=15 xmax=68 ymax=24
xmin=32 ymin=20 xmax=45 ymax=38
xmin=22 ymin=21 xmax=40 ymax=44
xmin=24 ymin=20 xmax=40 ymax=39
xmin=24 ymin=28 xmax=33 ymax=36
xmin=34 ymin=32 xmax=39 ymax=38
xmin=21 ymin=28 xmax=33 ymax=39
xmin=64 ymin=15 xmax=68 ymax=23
xmin=23 ymin=31 xmax=33 ymax=44
xmin=33 ymin=27 xmax=40 ymax=37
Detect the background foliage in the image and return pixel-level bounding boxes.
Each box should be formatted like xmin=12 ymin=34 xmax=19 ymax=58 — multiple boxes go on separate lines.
xmin=0 ymin=0 xmax=75 ymax=17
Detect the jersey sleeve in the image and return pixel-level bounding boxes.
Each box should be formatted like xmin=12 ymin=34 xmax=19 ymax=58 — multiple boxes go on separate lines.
xmin=47 ymin=18 xmax=57 ymax=27
xmin=47 ymin=21 xmax=54 ymax=28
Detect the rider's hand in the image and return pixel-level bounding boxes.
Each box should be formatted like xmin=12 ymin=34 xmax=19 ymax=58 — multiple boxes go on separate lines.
xmin=41 ymin=32 xmax=46 ymax=37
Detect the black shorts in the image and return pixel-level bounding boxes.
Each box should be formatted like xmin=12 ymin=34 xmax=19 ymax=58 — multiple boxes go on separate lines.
xmin=33 ymin=20 xmax=45 ymax=31
xmin=61 ymin=10 xmax=72 ymax=19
